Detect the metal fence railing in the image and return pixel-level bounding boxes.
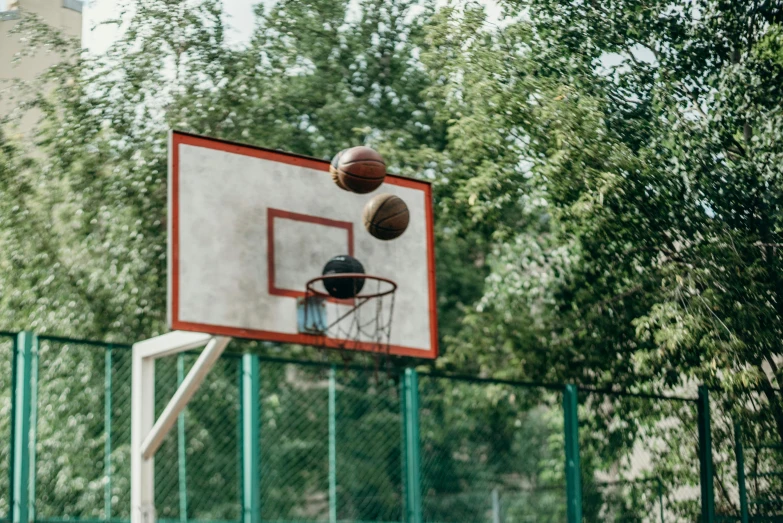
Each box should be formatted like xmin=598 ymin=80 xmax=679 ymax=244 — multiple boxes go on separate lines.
xmin=3 ymin=330 xmax=776 ymax=523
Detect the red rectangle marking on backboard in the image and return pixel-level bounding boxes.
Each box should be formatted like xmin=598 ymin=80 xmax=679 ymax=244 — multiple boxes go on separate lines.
xmin=267 ymin=208 xmax=354 ymax=300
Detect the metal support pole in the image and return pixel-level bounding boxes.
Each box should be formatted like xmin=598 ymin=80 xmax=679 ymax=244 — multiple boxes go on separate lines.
xmin=491 ymin=488 xmax=501 ymax=523
xmin=11 ymin=331 xmax=37 ymax=523
xmin=733 ymin=421 xmax=749 ymax=523
xmin=329 ymin=366 xmax=337 ymax=523
xmin=141 ymin=337 xmax=231 ymax=459
xmin=563 ymin=384 xmax=582 ymax=523
xmin=131 ymin=342 xmax=156 ymax=523
xmin=402 ymin=368 xmax=422 ymax=523
xmin=241 ymin=355 xmax=260 ymax=523
xmin=698 ymin=386 xmax=715 ymax=523
xmin=105 ymin=346 xmax=113 ymax=521
xmin=177 ymin=354 xmax=188 ymax=523
xmin=131 ymin=332 xmax=229 ymax=523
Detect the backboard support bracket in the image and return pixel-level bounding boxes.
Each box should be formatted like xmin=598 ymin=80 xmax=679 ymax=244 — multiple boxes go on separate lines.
xmin=131 ymin=331 xmax=232 ymax=523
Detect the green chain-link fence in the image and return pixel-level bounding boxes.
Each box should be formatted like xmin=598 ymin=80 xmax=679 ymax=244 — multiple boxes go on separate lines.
xmin=711 ymin=387 xmax=783 ymax=522
xmin=578 ymin=389 xmax=702 ymax=522
xmin=418 ymin=375 xmax=565 ymax=522
xmin=256 ymin=362 xmax=404 ymax=522
xmin=1 ymin=330 xmax=758 ymax=523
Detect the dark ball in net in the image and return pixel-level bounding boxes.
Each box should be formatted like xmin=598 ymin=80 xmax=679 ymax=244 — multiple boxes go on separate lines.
xmin=322 ymin=255 xmax=366 ymax=299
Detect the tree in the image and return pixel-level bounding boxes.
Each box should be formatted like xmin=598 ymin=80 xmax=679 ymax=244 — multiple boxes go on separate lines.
xmin=423 ymin=0 xmax=783 ymax=517
xmin=1 ymin=1 xmax=519 ymax=520
xmin=0 ymin=0 xmax=446 ymax=341
xmin=11 ymin=0 xmax=783 ymax=518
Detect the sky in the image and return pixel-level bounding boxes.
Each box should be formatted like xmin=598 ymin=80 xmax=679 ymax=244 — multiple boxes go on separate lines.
xmin=83 ymin=0 xmax=260 ymax=53
xmin=82 ymin=0 xmax=504 ymax=54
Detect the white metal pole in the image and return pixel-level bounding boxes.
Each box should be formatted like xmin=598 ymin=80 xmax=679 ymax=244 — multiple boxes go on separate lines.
xmin=138 ymin=331 xmax=214 ymax=360
xmin=492 ymin=488 xmax=501 ymax=523
xmin=131 ymin=332 xmax=230 ymax=523
xmin=141 ymin=336 xmax=231 ymax=460
xmin=131 ymin=343 xmax=157 ymax=523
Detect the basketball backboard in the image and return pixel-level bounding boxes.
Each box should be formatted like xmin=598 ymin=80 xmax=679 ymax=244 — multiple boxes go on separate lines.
xmin=168 ymin=131 xmax=438 ymax=359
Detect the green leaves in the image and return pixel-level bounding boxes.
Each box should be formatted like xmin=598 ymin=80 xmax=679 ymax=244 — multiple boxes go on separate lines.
xmin=0 ymin=0 xmax=444 ymax=342
xmin=413 ymin=2 xmax=783 ymax=515
xmin=4 ymin=0 xmax=783 ymax=517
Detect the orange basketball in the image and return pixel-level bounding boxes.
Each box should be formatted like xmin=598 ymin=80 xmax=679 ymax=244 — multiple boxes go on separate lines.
xmin=363 ymin=193 xmax=409 ymax=240
xmin=336 ymin=146 xmax=386 ymax=194
xmin=329 ymin=149 xmax=350 ymax=191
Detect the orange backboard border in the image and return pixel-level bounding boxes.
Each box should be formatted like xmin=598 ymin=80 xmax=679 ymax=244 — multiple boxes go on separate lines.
xmin=168 ymin=130 xmax=438 ymax=359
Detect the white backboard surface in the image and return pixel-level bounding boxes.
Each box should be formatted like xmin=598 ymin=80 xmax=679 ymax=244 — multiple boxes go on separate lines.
xmin=169 ymin=131 xmax=437 ymax=358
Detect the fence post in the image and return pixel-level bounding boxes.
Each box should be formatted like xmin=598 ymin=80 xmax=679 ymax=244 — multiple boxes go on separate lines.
xmin=491 ymin=488 xmax=501 ymax=523
xmin=105 ymin=345 xmax=113 ymax=521
xmin=177 ymin=354 xmax=188 ymax=522
xmin=11 ymin=331 xmax=37 ymax=523
xmin=27 ymin=336 xmax=38 ymax=523
xmin=402 ymin=368 xmax=422 ymax=523
xmin=698 ymin=386 xmax=715 ymax=523
xmin=328 ymin=365 xmax=337 ymax=523
xmin=733 ymin=421 xmax=749 ymax=523
xmin=241 ymin=354 xmax=260 ymax=523
xmin=563 ymin=384 xmax=582 ymax=523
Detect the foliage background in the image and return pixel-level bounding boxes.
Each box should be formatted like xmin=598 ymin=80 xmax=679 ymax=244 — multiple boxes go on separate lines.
xmin=2 ymin=0 xmax=783 ymax=520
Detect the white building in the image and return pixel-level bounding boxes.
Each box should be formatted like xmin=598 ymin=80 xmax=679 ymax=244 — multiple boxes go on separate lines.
xmin=1 ymin=0 xmax=82 ymax=127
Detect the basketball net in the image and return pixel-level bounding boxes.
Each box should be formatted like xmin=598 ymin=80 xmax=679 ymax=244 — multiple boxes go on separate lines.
xmin=301 ymin=274 xmax=397 ymax=367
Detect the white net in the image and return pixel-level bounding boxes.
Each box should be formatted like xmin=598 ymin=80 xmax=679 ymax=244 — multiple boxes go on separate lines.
xmin=299 ymin=275 xmax=397 ymax=358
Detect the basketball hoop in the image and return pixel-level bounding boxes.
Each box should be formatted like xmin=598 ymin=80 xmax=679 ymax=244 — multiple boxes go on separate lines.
xmin=298 ymin=274 xmax=397 ymax=356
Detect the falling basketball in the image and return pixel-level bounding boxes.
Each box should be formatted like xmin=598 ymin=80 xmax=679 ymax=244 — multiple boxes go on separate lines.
xmin=329 ymin=149 xmax=350 ymax=191
xmin=363 ymin=193 xmax=409 ymax=240
xmin=336 ymin=146 xmax=386 ymax=194
xmin=322 ymin=255 xmax=366 ymax=299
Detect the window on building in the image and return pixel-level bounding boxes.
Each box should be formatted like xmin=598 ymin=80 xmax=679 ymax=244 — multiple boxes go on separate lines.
xmin=1 ymin=0 xmax=20 ymax=20
xmin=62 ymin=0 xmax=82 ymax=13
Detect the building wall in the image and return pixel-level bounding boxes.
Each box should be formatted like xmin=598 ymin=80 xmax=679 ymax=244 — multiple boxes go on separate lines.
xmin=0 ymin=0 xmax=82 ymax=131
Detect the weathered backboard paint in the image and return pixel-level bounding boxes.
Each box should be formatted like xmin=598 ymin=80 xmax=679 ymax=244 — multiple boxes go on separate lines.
xmin=168 ymin=131 xmax=438 ymax=358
